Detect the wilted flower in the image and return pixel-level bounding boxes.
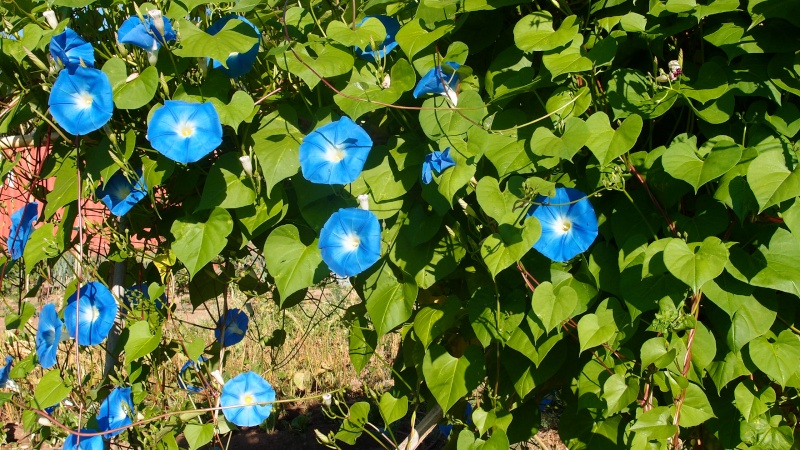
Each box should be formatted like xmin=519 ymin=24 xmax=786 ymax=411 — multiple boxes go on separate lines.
xmin=178 ymin=356 xmax=209 ymax=393
xmin=526 ymin=187 xmax=598 ymax=262
xmin=98 ymin=387 xmax=134 ymax=438
xmin=0 ymin=356 xmax=12 ymax=388
xmin=207 ymin=15 xmax=261 ymax=78
xmin=62 ymin=430 xmax=104 ymax=450
xmin=354 ymin=15 xmax=400 ymax=62
xmin=299 ymin=117 xmax=373 ymax=185
xmin=50 ymin=28 xmax=94 ymax=71
xmin=413 ymin=62 xmax=460 ymax=101
xmin=7 ymin=202 xmax=38 ymax=260
xmin=220 ymin=372 xmax=276 ymax=427
xmin=97 ymin=169 xmax=148 ymax=216
xmin=117 ymin=12 xmax=176 ymax=51
xmin=215 ymin=308 xmax=249 ymax=347
xmin=319 ymin=208 xmax=381 ymax=277
xmin=64 ymin=281 xmax=118 ymax=346
xmin=146 ymin=100 xmax=223 ymax=164
xmin=422 ymin=148 xmax=455 ymax=184
xmin=36 ymin=304 xmax=63 ymax=369
xmin=48 ymin=66 xmax=113 ymax=136
xmin=668 ymin=60 xmax=682 ymax=80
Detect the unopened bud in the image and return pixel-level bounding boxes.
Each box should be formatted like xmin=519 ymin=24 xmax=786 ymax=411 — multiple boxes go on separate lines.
xmin=125 ymin=72 xmax=140 ymax=83
xmin=147 ymin=10 xmax=165 ymax=41
xmin=322 ymin=393 xmax=332 ymax=407
xmin=43 ymin=10 xmax=58 ymax=29
xmin=210 ymin=370 xmax=225 ymax=386
xmin=147 ymin=48 xmax=158 ymax=66
xmin=239 ymin=155 xmax=253 ymax=176
xmin=38 ymin=416 xmax=52 ymax=427
xmin=357 ymin=194 xmax=370 ymax=211
xmin=443 ymin=85 xmax=458 ymax=107
xmin=381 ymin=73 xmax=391 ymax=89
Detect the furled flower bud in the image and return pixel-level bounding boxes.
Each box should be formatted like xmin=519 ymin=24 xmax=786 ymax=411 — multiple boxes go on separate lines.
xmin=239 ymin=155 xmax=253 ymax=176
xmin=381 ymin=73 xmax=391 ymax=89
xmin=147 ymin=9 xmax=165 ymax=41
xmin=43 ymin=10 xmax=58 ymax=29
xmin=358 ymin=194 xmax=370 ymax=211
xmin=322 ymin=393 xmax=332 ymax=407
xmin=443 ymin=84 xmax=458 ymax=107
xmin=210 ymin=369 xmax=225 ymax=386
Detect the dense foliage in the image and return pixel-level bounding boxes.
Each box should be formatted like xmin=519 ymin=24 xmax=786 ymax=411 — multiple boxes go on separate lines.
xmin=2 ymin=0 xmax=800 ymax=448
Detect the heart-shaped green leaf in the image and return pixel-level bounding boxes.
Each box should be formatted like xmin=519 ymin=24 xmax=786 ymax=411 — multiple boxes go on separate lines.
xmin=585 ymin=112 xmax=643 ymax=166
xmin=422 ymin=344 xmax=486 ymax=411
xmin=662 ymin=138 xmax=742 ymax=192
xmin=171 ymin=208 xmax=233 ymax=279
xmin=663 ymin=237 xmax=729 ymax=292
xmin=747 ymin=150 xmax=800 ymax=212
xmin=531 ymin=282 xmax=578 ymax=333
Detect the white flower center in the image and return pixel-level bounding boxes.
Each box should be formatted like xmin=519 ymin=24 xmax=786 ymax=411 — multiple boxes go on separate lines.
xmin=342 ymin=234 xmax=360 ymax=250
xmin=88 ymin=306 xmax=100 ymax=322
xmin=77 ymin=92 xmax=93 ymax=109
xmin=227 ymin=322 xmax=245 ymax=335
xmin=177 ymin=122 xmax=195 ymax=138
xmin=324 ymin=145 xmax=346 ymax=163
xmin=554 ymin=217 xmax=572 ymax=234
xmin=243 ymin=393 xmax=255 ymax=405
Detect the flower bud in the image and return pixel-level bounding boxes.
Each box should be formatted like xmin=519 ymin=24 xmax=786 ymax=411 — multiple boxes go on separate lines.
xmin=147 ymin=48 xmax=158 ymax=66
xmin=43 ymin=10 xmax=58 ymax=29
xmin=38 ymin=416 xmax=52 ymax=427
xmin=381 ymin=73 xmax=391 ymax=89
xmin=210 ymin=369 xmax=225 ymax=386
xmin=239 ymin=155 xmax=253 ymax=176
xmin=443 ymin=85 xmax=458 ymax=107
xmin=147 ymin=9 xmax=165 ymax=41
xmin=357 ymin=194 xmax=370 ymax=211
xmin=322 ymin=393 xmax=332 ymax=407
xmin=125 ymin=72 xmax=140 ymax=83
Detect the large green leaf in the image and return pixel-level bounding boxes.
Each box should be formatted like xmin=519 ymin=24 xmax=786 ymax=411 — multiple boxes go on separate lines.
xmin=364 ymin=267 xmax=418 ymax=338
xmin=197 ymin=153 xmax=256 ymax=210
xmin=334 ymin=59 xmax=416 ymax=119
xmin=395 ymin=19 xmax=455 ymax=60
xmin=734 ymin=380 xmax=775 ymax=422
xmin=414 ymin=296 xmax=459 ymax=348
xmin=748 ymin=330 xmax=800 ymax=388
xmin=326 ymin=18 xmax=387 ymax=48
xmin=171 ymin=208 xmax=233 ymax=279
xmin=531 ymin=281 xmax=577 ymax=333
xmin=263 ymin=225 xmax=325 ymax=299
xmin=184 ymin=423 xmax=214 ymax=450
xmin=349 ymin=316 xmax=377 ymax=373
xmin=379 ymin=393 xmax=408 ymax=427
xmin=113 ymin=66 xmax=159 ymax=110
xmin=584 ymin=112 xmax=643 ymax=166
xmin=480 ymin=217 xmax=541 ymax=278
xmin=34 ymin=370 xmax=71 ymax=409
xmin=124 ymin=321 xmax=162 ymax=364
xmin=747 ymin=150 xmax=800 ymax=212
xmin=418 ymin=91 xmax=486 ymax=140
xmin=173 ymin=18 xmax=259 ymax=67
xmin=662 ymin=137 xmax=742 ymax=192
xmin=674 ymin=382 xmax=716 ymax=427
xmin=663 ymin=236 xmax=729 ymax=293
xmin=422 ymin=345 xmax=486 ymax=411
xmin=275 ymin=43 xmax=354 ymax=89
xmin=602 ymin=374 xmax=639 ymax=416
xmin=577 ymin=313 xmax=616 ymax=353
xmin=251 ymin=108 xmax=303 ymax=193
xmin=513 ymin=12 xmax=578 ymax=52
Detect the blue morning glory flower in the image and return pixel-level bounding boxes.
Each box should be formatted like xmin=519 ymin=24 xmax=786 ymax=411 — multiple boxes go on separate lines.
xmin=422 ymin=148 xmax=456 ymax=184
xmin=48 ymin=66 xmax=113 ymax=136
xmin=98 ymin=387 xmax=134 ymax=438
xmin=49 ymin=28 xmax=95 ymax=71
xmin=146 ymin=100 xmax=223 ymax=164
xmin=354 ymin=15 xmax=400 ymax=62
xmin=97 ymin=169 xmax=148 ymax=216
xmin=63 ymin=430 xmax=104 ymax=450
xmin=207 ymin=15 xmax=260 ymax=78
xmin=7 ymin=202 xmax=38 ymax=260
xmin=64 ymin=281 xmax=118 ymax=346
xmin=299 ymin=117 xmax=373 ymax=185
xmin=36 ymin=304 xmax=63 ymax=369
xmin=178 ymin=356 xmax=209 ymax=393
xmin=117 ymin=14 xmax=176 ymax=51
xmin=413 ymin=62 xmax=460 ymax=99
xmin=319 ymin=208 xmax=381 ymax=277
xmin=215 ymin=308 xmax=249 ymax=347
xmin=220 ymin=371 xmax=276 ymax=427
xmin=526 ymin=187 xmax=598 ymax=262
xmin=0 ymin=356 xmax=12 ymax=388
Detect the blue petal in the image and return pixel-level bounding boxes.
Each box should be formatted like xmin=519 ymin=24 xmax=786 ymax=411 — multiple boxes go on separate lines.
xmin=98 ymin=387 xmax=134 ymax=438
xmin=147 ymin=101 xmax=223 ymax=164
xmin=354 ymin=15 xmax=400 ymax=62
xmin=437 ymin=147 xmax=456 ymax=172
xmin=413 ymin=62 xmax=460 ymax=98
xmin=299 ymin=117 xmax=373 ymax=185
xmin=7 ymin=202 xmax=38 ymax=260
xmin=527 ymin=187 xmax=598 ymax=262
xmin=50 ymin=28 xmax=95 ymax=71
xmin=421 ymin=160 xmax=433 ymax=184
xmin=118 ymin=16 xmax=175 ymax=50
xmin=97 ymin=169 xmax=148 ymax=217
xmin=319 ymin=208 xmax=381 ymax=277
xmin=62 ymin=430 xmax=104 ymax=450
xmin=48 ymin=66 xmax=113 ymax=136
xmin=36 ymin=304 xmax=62 ymax=369
xmin=220 ymin=372 xmax=276 ymax=427
xmin=207 ymin=16 xmax=260 ymax=78
xmin=0 ymin=355 xmax=12 ymax=388
xmin=64 ymin=282 xmax=119 ymax=346
xmin=215 ymin=309 xmax=249 ymax=347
